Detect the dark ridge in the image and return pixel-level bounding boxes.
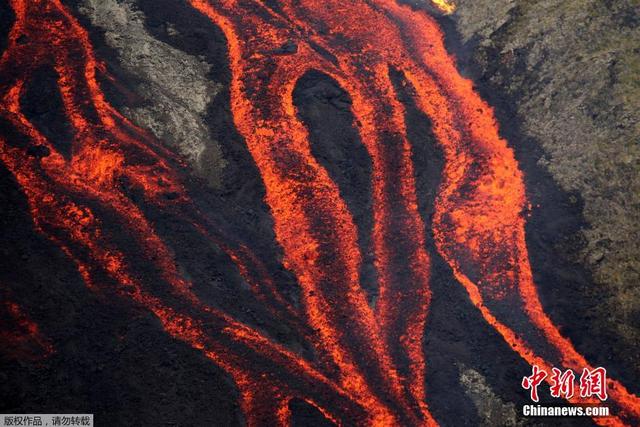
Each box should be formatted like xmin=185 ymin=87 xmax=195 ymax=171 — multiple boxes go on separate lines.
xmin=290 ymin=398 xmax=335 ymax=427
xmin=0 ymin=115 xmax=31 ymax=151
xmin=436 ymin=11 xmax=640 ymax=394
xmin=131 ymin=189 xmax=313 ymax=354
xmin=391 ymin=67 xmax=591 ymax=427
xmin=20 ymin=66 xmax=73 ymax=159
xmin=293 ymin=70 xmax=420 ymax=422
xmin=390 ymin=67 xmax=478 ymax=426
xmin=293 ymin=70 xmax=377 ymax=300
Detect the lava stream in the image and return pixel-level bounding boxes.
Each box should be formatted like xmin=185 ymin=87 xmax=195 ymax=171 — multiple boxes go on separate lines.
xmin=189 ymin=0 xmax=640 ymax=424
xmin=0 ymin=0 xmax=393 ymax=424
xmin=1 ymin=0 xmax=639 ymax=425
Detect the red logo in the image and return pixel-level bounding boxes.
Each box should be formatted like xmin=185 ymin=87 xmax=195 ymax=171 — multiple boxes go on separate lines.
xmin=522 ymin=366 xmax=608 ymax=402
xmin=579 ymin=367 xmax=608 ymax=401
xmin=522 ymin=365 xmax=547 ymax=402
xmin=550 ymin=368 xmax=575 ymax=399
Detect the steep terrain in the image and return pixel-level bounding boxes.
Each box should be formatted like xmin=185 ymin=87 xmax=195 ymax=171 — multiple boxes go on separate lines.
xmin=1 ymin=0 xmax=638 ymax=425
xmin=449 ymin=0 xmax=640 ymax=378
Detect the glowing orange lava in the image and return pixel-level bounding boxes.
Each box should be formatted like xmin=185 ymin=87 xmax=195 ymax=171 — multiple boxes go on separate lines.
xmin=1 ymin=0 xmax=638 ymax=425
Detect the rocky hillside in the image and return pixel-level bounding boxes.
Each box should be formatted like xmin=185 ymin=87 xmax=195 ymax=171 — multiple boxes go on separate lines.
xmin=1 ymin=0 xmax=637 ymax=425
xmin=68 ymin=0 xmax=639 ymax=422
xmin=75 ymin=0 xmax=640 ymax=375
xmin=449 ymin=0 xmax=639 ymax=373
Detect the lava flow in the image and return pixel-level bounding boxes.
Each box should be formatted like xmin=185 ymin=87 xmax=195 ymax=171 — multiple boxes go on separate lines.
xmin=0 ymin=0 xmax=638 ymax=426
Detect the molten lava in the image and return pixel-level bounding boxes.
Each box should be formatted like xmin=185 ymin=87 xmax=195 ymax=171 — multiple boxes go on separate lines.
xmin=0 ymin=0 xmax=638 ymax=425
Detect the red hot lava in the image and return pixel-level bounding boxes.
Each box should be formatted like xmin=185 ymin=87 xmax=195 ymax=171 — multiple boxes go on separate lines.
xmin=0 ymin=0 xmax=638 ymax=425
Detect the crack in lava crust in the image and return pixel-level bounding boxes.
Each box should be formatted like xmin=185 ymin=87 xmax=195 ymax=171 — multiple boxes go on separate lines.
xmin=0 ymin=0 xmax=639 ymax=426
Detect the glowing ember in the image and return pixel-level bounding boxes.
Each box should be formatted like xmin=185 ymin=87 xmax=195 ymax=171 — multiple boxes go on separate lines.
xmin=0 ymin=0 xmax=637 ymax=425
xmin=0 ymin=296 xmax=53 ymax=360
